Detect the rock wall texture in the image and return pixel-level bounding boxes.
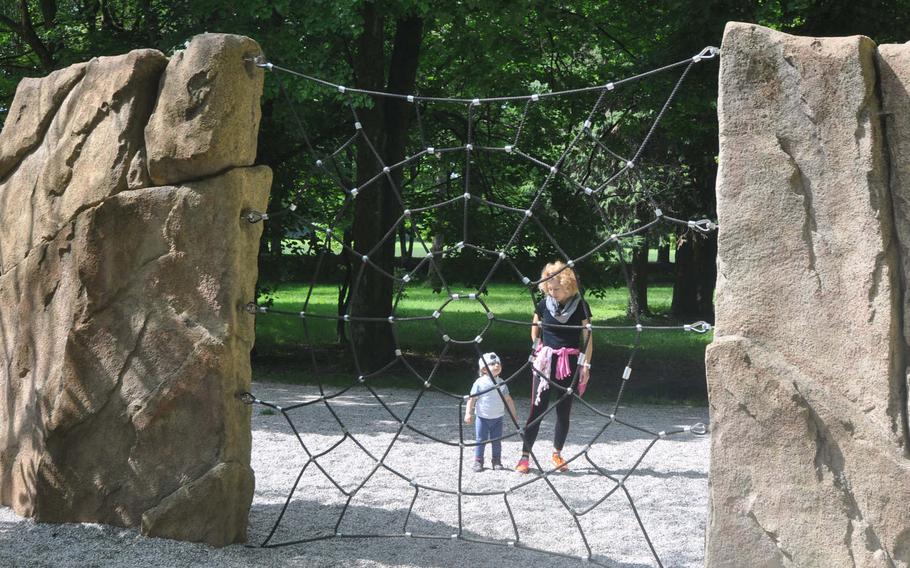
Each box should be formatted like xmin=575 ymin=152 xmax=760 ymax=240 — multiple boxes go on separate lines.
xmin=0 ymin=33 xmax=270 ymax=547
xmin=708 ymin=22 xmax=910 ymax=567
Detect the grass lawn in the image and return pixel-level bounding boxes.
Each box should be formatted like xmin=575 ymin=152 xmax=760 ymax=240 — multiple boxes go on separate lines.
xmin=253 ymin=282 xmax=711 ymax=403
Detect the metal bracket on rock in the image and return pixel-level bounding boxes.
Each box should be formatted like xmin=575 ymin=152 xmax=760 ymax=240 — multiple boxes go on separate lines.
xmin=243 ymin=210 xmax=268 ymax=224
xmin=695 ymin=46 xmax=720 ymax=61
xmin=244 ymin=302 xmax=268 ymax=315
xmin=248 ymin=55 xmax=274 ymax=71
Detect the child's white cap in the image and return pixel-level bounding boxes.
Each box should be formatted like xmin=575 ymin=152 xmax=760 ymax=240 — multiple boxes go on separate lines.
xmin=478 ymin=352 xmax=501 ymax=370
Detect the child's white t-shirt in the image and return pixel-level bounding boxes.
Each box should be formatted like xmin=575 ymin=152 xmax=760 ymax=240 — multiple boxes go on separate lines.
xmin=470 ymin=375 xmax=509 ymax=419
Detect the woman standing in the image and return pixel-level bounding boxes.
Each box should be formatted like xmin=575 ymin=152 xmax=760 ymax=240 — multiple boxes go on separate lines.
xmin=515 ymin=261 xmax=593 ymax=474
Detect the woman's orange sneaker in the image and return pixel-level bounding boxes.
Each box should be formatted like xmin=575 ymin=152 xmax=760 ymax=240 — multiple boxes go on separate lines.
xmin=552 ymin=452 xmax=569 ymax=472
xmin=515 ymin=458 xmax=530 ymax=473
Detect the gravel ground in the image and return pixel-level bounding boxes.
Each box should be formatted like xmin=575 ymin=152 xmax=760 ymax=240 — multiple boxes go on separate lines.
xmin=0 ymin=381 xmax=709 ymax=567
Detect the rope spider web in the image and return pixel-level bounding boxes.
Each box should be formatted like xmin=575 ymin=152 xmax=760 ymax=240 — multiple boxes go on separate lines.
xmin=239 ymin=46 xmax=719 ymax=567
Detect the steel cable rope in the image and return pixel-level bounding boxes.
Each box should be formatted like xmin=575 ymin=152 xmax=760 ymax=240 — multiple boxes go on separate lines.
xmin=240 ymin=46 xmax=719 ymax=566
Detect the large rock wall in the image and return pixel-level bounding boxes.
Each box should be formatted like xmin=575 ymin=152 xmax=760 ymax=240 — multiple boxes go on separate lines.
xmin=708 ymin=22 xmax=910 ymax=566
xmin=0 ymin=33 xmax=270 ymax=547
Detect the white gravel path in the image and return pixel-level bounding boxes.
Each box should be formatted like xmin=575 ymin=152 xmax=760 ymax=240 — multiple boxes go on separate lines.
xmin=0 ymin=381 xmax=709 ymax=567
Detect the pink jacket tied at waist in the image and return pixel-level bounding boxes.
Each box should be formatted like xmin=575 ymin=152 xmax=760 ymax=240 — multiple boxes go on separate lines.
xmin=532 ymin=345 xmax=579 ymax=406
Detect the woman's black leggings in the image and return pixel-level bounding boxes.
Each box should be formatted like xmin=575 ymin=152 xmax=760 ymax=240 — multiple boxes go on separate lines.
xmin=522 ymin=353 xmax=576 ymax=454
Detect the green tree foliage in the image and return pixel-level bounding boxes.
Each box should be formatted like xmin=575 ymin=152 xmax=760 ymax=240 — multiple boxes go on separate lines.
xmin=3 ymin=0 xmax=910 ymax=343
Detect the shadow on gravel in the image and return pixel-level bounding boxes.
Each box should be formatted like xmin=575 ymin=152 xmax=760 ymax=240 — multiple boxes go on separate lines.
xmin=244 ymin=383 xmax=709 ymax=567
xmin=246 ymin=499 xmax=662 ymax=568
xmin=247 ymin=384 xmax=709 ymax=444
xmin=0 ymin=504 xmax=663 ymax=568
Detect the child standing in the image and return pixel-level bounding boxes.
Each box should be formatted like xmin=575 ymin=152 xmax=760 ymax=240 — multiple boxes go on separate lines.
xmin=464 ymin=352 xmax=517 ymax=472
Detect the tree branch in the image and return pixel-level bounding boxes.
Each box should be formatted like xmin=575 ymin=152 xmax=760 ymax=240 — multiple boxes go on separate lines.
xmin=39 ymin=0 xmax=56 ymax=26
xmin=14 ymin=0 xmax=54 ymax=70
xmin=558 ymin=8 xmax=639 ymax=61
xmin=0 ymin=13 xmax=24 ymax=34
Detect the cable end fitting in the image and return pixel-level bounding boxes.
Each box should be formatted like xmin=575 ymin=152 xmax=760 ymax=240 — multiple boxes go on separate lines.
xmin=685 ymin=321 xmax=712 ymax=333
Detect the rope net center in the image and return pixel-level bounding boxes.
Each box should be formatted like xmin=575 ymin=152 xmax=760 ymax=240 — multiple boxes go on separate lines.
xmin=241 ymin=46 xmax=718 ymax=567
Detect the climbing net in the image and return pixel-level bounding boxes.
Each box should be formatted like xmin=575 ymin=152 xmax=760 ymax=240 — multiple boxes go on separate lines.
xmin=240 ymin=46 xmax=719 ymax=567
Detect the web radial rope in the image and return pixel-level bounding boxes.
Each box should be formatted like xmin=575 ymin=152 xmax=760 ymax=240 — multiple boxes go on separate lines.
xmin=241 ymin=46 xmax=719 ymax=566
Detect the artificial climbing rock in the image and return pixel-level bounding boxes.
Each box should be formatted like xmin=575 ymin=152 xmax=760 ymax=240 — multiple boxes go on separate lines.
xmin=0 ymin=33 xmax=270 ymax=547
xmin=709 ymin=22 xmax=910 ymax=567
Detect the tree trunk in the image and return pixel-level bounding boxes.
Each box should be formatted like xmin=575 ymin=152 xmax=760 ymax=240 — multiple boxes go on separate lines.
xmin=257 ymin=97 xmax=286 ymax=259
xmin=84 ymin=0 xmax=99 ymax=32
xmin=136 ymin=0 xmax=159 ymax=43
xmin=398 ymin=225 xmax=413 ymax=263
xmin=694 ymin=231 xmax=717 ymax=322
xmin=672 ymin=229 xmax=715 ymax=320
xmin=672 ymin=229 xmax=697 ymax=319
xmin=427 ymin=172 xmax=446 ymax=291
xmin=39 ymin=0 xmax=57 ymax=26
xmin=337 ymin=230 xmax=353 ymax=344
xmin=265 ymin=170 xmax=284 ymax=255
xmin=627 ymin=235 xmax=649 ymax=318
xmin=657 ymin=239 xmax=671 ymax=264
xmin=348 ymin=8 xmax=423 ymax=373
xmin=267 ymin=231 xmax=281 ymax=256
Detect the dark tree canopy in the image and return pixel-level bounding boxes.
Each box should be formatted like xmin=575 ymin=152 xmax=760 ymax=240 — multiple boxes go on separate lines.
xmin=3 ymin=0 xmax=909 ymax=361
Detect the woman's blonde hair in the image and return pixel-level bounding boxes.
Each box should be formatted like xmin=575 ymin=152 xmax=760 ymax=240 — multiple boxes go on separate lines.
xmin=538 ymin=261 xmax=579 ymax=296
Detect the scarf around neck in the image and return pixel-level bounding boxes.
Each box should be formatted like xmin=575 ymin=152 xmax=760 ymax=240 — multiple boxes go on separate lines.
xmin=546 ymin=293 xmax=580 ymax=324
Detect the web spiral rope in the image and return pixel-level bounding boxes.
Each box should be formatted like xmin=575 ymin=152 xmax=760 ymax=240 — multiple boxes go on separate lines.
xmin=240 ymin=46 xmax=719 ymax=567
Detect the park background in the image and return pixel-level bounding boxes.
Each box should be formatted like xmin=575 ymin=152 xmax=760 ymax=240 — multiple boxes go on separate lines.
xmin=3 ymin=0 xmax=909 ymax=403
